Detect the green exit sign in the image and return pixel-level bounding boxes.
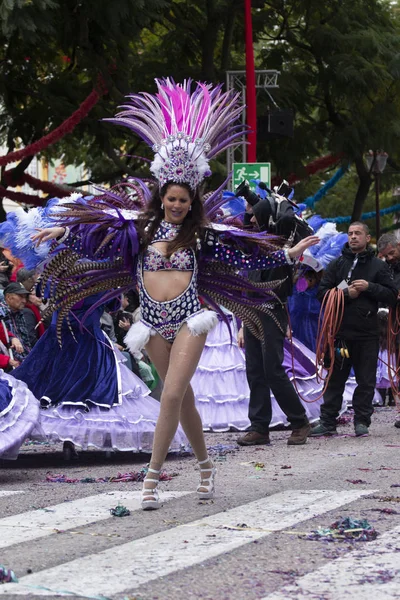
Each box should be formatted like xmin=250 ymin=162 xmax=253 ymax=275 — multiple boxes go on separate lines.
xmin=233 ymin=162 xmax=271 ymax=191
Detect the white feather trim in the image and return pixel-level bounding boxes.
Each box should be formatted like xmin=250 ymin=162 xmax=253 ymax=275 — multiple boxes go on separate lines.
xmin=67 ymin=192 xmax=84 ymax=202
xmin=186 ymin=310 xmax=218 ymax=336
xmin=124 ymin=321 xmax=155 ymax=353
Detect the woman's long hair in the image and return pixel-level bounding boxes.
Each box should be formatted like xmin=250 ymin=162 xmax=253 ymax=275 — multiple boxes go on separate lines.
xmin=136 ymin=182 xmax=209 ymax=256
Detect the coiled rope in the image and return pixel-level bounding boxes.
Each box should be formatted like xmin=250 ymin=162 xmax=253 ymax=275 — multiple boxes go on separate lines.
xmin=287 ymin=287 xmax=345 ymax=403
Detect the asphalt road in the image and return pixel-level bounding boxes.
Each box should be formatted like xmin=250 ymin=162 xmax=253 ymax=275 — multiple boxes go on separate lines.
xmin=0 ymin=405 xmax=399 ymax=600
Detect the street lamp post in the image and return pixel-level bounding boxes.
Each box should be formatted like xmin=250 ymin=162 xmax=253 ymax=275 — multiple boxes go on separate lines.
xmin=365 ymin=150 xmax=388 ymax=241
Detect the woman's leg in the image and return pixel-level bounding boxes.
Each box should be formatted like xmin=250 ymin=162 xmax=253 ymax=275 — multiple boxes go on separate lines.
xmin=143 ymin=325 xmax=210 ymax=503
xmin=179 ymin=384 xmax=208 ymax=461
xmin=179 ymin=383 xmax=214 ymax=493
xmin=145 ymin=325 xmax=207 ymax=468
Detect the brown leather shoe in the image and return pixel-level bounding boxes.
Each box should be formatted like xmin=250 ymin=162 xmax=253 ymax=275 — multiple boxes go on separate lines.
xmin=237 ymin=431 xmax=270 ymax=446
xmin=287 ymin=423 xmax=311 ymax=445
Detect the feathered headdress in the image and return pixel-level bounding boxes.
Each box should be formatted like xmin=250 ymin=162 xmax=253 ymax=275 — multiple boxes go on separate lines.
xmin=105 ymin=78 xmax=245 ymax=190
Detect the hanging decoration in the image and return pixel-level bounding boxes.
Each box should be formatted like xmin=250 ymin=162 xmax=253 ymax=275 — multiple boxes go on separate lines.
xmin=326 ymin=203 xmax=400 ymax=224
xmin=0 ymin=83 xmax=106 ymax=167
xmin=303 ymin=166 xmax=348 ymax=208
xmin=271 ymin=154 xmax=342 ymax=187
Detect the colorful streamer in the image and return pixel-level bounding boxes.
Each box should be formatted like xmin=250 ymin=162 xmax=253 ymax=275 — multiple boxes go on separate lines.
xmin=326 ymin=203 xmax=400 ymax=224
xmin=304 ymin=166 xmax=348 ymax=208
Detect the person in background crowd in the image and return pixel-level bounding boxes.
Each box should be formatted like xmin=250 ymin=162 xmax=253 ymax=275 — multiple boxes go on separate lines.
xmin=237 ymin=198 xmax=312 ymax=447
xmin=377 ymin=232 xmax=400 ymax=427
xmin=0 ymin=283 xmax=33 ymax=362
xmin=1 ymin=248 xmax=23 ymax=282
xmin=288 ymin=270 xmax=323 ymax=353
xmin=112 ymin=292 xmax=142 ymax=378
xmin=0 ymin=247 xmax=12 ymax=290
xmin=16 ymin=268 xmax=45 ymax=339
xmin=311 ymin=222 xmax=398 ymax=437
xmin=0 ymin=321 xmax=23 ymax=370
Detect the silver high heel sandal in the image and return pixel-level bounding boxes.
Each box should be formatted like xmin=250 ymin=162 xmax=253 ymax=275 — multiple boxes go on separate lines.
xmin=141 ymin=467 xmax=161 ymax=510
xmin=197 ymin=457 xmax=216 ymax=499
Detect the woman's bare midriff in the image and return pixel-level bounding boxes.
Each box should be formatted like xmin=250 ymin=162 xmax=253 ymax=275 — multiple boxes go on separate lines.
xmin=143 ymin=270 xmax=193 ymax=302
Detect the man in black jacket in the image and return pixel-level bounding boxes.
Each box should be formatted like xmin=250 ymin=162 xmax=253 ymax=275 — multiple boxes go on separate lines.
xmin=311 ymin=222 xmax=398 ymax=437
xmin=237 ymin=198 xmax=312 ymax=446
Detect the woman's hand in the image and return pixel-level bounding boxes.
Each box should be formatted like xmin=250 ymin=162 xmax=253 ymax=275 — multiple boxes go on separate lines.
xmin=287 ymin=235 xmax=320 ymax=259
xmin=11 ymin=337 xmax=23 ymax=354
xmin=9 ymin=358 xmax=20 ymax=368
xmin=237 ymin=327 xmax=245 ymax=348
xmin=31 ymin=227 xmax=66 ymax=248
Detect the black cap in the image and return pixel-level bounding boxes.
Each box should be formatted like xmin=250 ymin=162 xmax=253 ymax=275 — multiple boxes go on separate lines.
xmin=4 ymin=282 xmax=30 ymax=296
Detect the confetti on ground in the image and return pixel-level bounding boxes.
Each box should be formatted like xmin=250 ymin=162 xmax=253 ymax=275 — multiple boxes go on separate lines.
xmin=254 ymin=462 xmax=264 ymax=470
xmin=207 ymin=444 xmax=238 ymax=456
xmin=110 ymin=504 xmax=130 ymax=517
xmin=302 ymin=517 xmax=378 ymax=542
xmin=0 ymin=564 xmax=18 ymax=583
xmin=390 ymin=484 xmax=400 ymax=488
xmin=378 ymin=466 xmax=400 ymax=470
xmin=329 ymin=453 xmax=357 ymax=457
xmin=369 ymin=507 xmax=398 ymax=515
xmin=346 ymin=479 xmax=368 ymax=484
xmin=358 ymin=570 xmax=397 ymax=585
xmin=281 ymin=465 xmax=292 ymax=470
xmin=377 ymin=496 xmax=400 ymax=503
xmin=336 ymin=414 xmax=352 ymax=425
xmin=359 ymin=466 xmax=400 ymax=472
xmin=45 ymin=469 xmax=175 ymax=483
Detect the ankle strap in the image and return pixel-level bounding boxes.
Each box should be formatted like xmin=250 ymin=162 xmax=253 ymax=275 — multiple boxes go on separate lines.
xmin=148 ymin=467 xmax=161 ymax=474
xmin=198 ymin=457 xmax=211 ymax=465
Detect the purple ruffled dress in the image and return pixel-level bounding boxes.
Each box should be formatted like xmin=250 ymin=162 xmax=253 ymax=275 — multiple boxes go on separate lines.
xmin=191 ymin=313 xmax=249 ymax=432
xmin=36 ymin=349 xmax=187 ymax=452
xmin=0 ymin=371 xmax=41 ymax=460
xmin=13 ymin=297 xmax=187 ymax=453
xmin=375 ymin=350 xmax=394 ymax=390
xmin=192 ymin=312 xmax=351 ymax=430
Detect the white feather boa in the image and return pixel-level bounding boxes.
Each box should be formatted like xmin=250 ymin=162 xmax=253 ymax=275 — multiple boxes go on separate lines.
xmin=186 ymin=310 xmax=218 ymax=336
xmin=124 ymin=321 xmax=155 ymax=354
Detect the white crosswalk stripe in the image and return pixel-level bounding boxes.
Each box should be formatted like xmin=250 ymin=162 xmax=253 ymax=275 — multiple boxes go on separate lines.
xmin=0 ymin=491 xmax=189 ymax=549
xmin=262 ymin=524 xmax=400 ymax=600
xmin=0 ymin=489 xmax=374 ymax=598
xmin=0 ymin=491 xmax=24 ymax=498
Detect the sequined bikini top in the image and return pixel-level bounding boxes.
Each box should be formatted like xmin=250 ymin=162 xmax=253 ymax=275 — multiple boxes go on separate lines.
xmin=142 ymin=220 xmax=196 ymax=272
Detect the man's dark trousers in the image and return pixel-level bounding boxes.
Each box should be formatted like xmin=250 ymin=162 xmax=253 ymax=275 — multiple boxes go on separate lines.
xmin=244 ymin=307 xmax=308 ymax=433
xmin=321 ymin=338 xmax=379 ymax=428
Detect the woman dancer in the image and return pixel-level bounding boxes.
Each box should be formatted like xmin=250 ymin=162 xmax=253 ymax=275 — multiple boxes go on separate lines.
xmin=31 ymin=79 xmax=318 ymax=509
